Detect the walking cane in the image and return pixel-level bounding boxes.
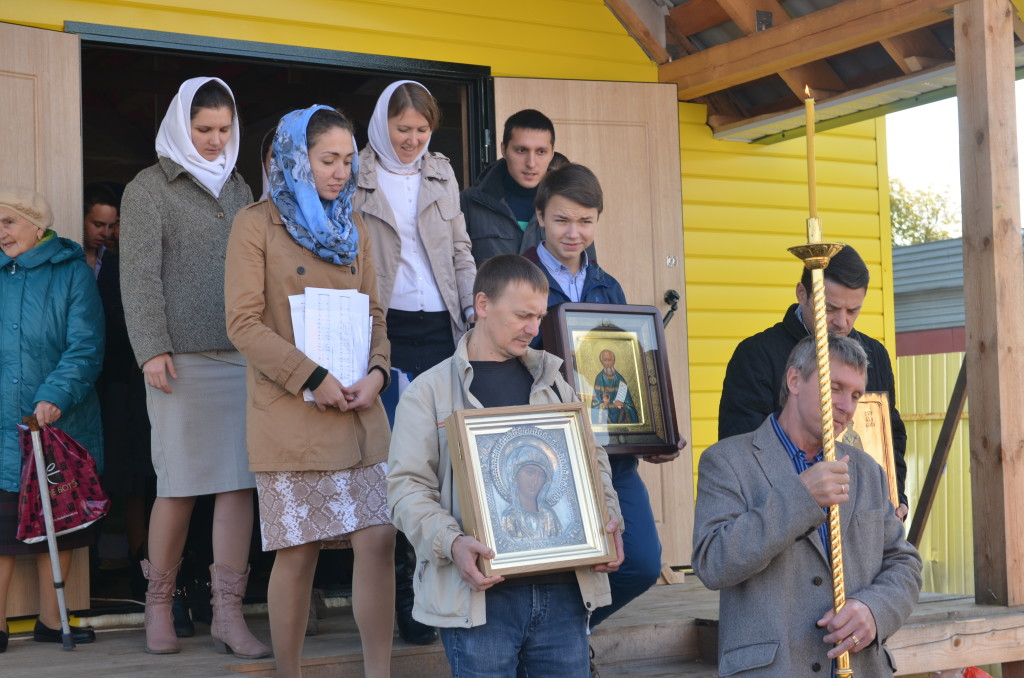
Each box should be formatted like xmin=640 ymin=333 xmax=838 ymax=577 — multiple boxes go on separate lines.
xmin=23 ymin=415 xmax=76 ymax=650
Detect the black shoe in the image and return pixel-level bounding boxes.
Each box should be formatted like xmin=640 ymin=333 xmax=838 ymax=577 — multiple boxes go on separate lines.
xmin=172 ymin=587 xmax=195 ymax=638
xmin=0 ymin=625 xmax=8 ymax=653
xmin=33 ymin=620 xmax=96 ymax=644
xmin=189 ymin=577 xmax=213 ymax=625
xmin=397 ymin=609 xmax=438 ymax=645
xmin=394 ymin=532 xmax=437 ymax=645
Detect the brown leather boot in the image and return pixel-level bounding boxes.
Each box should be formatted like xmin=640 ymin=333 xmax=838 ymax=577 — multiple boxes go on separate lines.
xmin=209 ymin=563 xmax=271 ymax=659
xmin=141 ymin=559 xmax=182 ymax=655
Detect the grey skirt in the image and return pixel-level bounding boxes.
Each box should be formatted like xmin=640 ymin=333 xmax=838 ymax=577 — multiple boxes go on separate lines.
xmin=146 ymin=351 xmax=255 ymax=497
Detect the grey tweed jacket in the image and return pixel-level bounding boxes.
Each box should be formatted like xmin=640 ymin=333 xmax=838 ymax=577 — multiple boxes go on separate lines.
xmin=692 ymin=417 xmax=922 ymax=677
xmin=120 ymin=157 xmax=253 ymax=366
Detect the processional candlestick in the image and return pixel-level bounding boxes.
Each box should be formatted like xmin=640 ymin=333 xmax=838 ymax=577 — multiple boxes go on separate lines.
xmin=788 ymin=88 xmax=853 ymax=677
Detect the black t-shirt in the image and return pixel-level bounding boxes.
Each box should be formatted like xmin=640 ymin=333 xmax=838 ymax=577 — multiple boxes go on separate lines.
xmin=469 ymin=359 xmax=533 ymax=407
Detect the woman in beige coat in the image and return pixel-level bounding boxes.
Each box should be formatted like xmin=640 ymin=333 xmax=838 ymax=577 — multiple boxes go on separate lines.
xmin=225 ymin=105 xmax=394 ymax=678
xmin=353 ymin=80 xmax=475 ymax=644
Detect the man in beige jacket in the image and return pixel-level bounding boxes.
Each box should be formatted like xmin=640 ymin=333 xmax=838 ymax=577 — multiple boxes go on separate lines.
xmin=387 ymin=254 xmax=623 ymax=677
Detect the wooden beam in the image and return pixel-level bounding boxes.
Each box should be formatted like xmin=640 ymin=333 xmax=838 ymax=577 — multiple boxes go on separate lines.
xmin=664 ymin=17 xmax=747 ymax=121
xmin=716 ymin=0 xmax=790 ymax=33
xmin=716 ymin=0 xmax=848 ymax=101
xmin=880 ymin=25 xmax=953 ymax=73
xmin=660 ymin=0 xmax=956 ymax=100
xmin=604 ymin=0 xmax=671 ymax=65
xmin=955 ymin=0 xmax=1024 ymax=608
xmin=668 ymin=0 xmax=731 ymax=36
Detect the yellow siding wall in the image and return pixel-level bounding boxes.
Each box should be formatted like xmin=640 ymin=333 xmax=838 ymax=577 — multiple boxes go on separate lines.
xmin=898 ymin=352 xmax=972 ymax=595
xmin=7 ymin=0 xmax=654 ymax=81
xmin=680 ymin=103 xmax=896 ymax=469
xmin=8 ymin=1 xmax=897 ymax=477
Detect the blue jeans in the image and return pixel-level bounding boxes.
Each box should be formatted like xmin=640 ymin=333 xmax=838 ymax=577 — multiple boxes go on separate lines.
xmin=440 ymin=583 xmax=590 ymax=678
xmin=381 ymin=368 xmax=414 ymax=427
xmin=588 ymin=455 xmax=663 ymax=629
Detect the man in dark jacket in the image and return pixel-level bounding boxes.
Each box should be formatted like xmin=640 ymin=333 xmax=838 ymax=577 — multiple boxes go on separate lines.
xmin=718 ymin=245 xmax=909 ymax=518
xmin=462 ymin=109 xmax=596 ymax=266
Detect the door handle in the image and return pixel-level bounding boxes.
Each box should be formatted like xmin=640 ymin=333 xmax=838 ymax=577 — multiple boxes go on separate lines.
xmin=663 ymin=290 xmax=680 ymax=329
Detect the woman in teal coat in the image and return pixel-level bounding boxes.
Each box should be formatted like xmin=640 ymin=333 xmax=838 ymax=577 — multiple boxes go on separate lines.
xmin=0 ymin=187 xmax=104 ymax=652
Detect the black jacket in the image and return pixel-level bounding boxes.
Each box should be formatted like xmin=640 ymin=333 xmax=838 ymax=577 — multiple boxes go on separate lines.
xmin=460 ymin=159 xmax=541 ymax=267
xmin=718 ymin=303 xmax=908 ymax=507
xmin=460 ymin=159 xmax=596 ymax=267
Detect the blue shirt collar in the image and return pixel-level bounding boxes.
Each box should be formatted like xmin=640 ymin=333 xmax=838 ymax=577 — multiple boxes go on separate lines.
xmin=537 ymin=241 xmax=589 ymax=303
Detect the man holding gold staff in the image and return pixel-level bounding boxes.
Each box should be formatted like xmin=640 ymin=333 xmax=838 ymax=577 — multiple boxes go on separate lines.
xmin=693 ymin=334 xmax=921 ymax=677
xmin=717 ymin=245 xmax=910 ymax=519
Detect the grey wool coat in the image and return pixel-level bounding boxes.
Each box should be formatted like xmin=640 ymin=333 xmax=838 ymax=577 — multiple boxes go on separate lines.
xmin=120 ymin=157 xmax=253 ymax=367
xmin=692 ymin=418 xmax=922 ymax=677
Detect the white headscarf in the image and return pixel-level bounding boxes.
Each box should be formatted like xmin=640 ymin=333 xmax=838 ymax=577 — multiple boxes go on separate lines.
xmin=367 ymin=80 xmax=432 ymax=175
xmin=155 ymin=76 xmax=240 ymax=198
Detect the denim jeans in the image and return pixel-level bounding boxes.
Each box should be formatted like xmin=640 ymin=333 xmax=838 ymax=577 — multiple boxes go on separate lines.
xmin=440 ymin=583 xmax=590 ymax=678
xmin=589 ymin=455 xmax=663 ymax=629
xmin=381 ymin=367 xmax=414 ymax=428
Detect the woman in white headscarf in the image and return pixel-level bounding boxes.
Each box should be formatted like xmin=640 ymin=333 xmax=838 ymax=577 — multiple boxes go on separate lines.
xmin=352 ymin=79 xmax=476 ymax=645
xmin=120 ymin=77 xmax=269 ymax=660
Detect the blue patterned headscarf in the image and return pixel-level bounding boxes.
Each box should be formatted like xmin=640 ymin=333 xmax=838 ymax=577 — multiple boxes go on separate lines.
xmin=269 ymin=105 xmax=359 ymax=266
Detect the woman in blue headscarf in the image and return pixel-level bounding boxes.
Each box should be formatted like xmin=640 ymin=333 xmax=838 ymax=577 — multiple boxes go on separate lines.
xmin=225 ymin=106 xmax=395 ymax=678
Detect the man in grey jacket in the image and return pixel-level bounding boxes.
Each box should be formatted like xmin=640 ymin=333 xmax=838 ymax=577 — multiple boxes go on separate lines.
xmin=693 ymin=334 xmax=921 ymax=677
xmin=388 ymin=254 xmax=623 ymax=677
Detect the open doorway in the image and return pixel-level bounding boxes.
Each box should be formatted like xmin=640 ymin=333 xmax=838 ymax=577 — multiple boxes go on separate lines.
xmin=81 ymin=39 xmax=491 ymax=197
xmin=75 ymin=29 xmax=492 ymax=614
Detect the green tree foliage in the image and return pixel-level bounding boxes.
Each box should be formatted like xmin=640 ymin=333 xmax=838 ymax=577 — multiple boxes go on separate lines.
xmin=889 ymin=178 xmax=959 ymax=246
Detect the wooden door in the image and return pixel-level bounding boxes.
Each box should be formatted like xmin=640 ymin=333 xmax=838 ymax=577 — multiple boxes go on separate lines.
xmin=0 ymin=21 xmax=83 ymax=240
xmin=494 ymin=78 xmax=693 ymax=567
xmin=0 ymin=21 xmax=89 ymax=616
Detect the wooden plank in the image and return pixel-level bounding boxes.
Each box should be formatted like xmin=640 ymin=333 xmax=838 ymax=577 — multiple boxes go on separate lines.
xmin=716 ymin=0 xmax=849 ymax=96
xmin=955 ymin=0 xmax=1024 ymax=607
xmin=605 ymin=0 xmax=672 ymax=65
xmin=907 ymin=357 xmax=967 ymax=548
xmin=880 ymin=26 xmax=953 ymax=74
xmin=660 ymin=0 xmax=956 ymax=100
xmin=668 ymin=0 xmax=731 ymax=36
xmin=888 ymin=607 xmax=1024 ymax=673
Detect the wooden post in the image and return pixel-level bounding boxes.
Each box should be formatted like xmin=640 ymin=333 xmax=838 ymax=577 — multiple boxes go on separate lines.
xmin=955 ymin=0 xmax=1024 ymax=615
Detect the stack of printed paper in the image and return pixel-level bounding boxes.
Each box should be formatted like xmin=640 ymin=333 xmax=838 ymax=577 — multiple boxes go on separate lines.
xmin=288 ymin=287 xmax=373 ymax=401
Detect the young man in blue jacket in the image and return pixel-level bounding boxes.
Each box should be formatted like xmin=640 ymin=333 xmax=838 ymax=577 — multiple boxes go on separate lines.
xmin=523 ymin=165 xmax=681 ymax=661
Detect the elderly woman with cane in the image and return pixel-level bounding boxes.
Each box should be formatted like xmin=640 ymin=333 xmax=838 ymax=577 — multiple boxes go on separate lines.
xmin=0 ymin=187 xmax=105 ymax=652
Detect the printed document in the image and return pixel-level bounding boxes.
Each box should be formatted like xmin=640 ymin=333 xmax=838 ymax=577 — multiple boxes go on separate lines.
xmin=289 ymin=288 xmax=372 ymax=401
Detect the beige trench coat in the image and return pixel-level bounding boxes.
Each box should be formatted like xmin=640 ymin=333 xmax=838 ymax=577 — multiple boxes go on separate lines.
xmin=353 ymin=147 xmax=476 ymax=343
xmin=225 ymin=200 xmax=391 ymax=472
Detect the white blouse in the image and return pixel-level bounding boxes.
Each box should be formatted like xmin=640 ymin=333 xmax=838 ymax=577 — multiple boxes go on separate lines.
xmin=376 ymin=166 xmax=447 ymax=313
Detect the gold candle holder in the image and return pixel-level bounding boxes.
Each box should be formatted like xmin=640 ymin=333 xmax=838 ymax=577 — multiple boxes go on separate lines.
xmin=788 ymin=225 xmax=852 ymax=676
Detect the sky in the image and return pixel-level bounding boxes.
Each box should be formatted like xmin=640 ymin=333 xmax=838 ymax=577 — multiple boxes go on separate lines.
xmin=885 ymin=80 xmax=1024 ymax=237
